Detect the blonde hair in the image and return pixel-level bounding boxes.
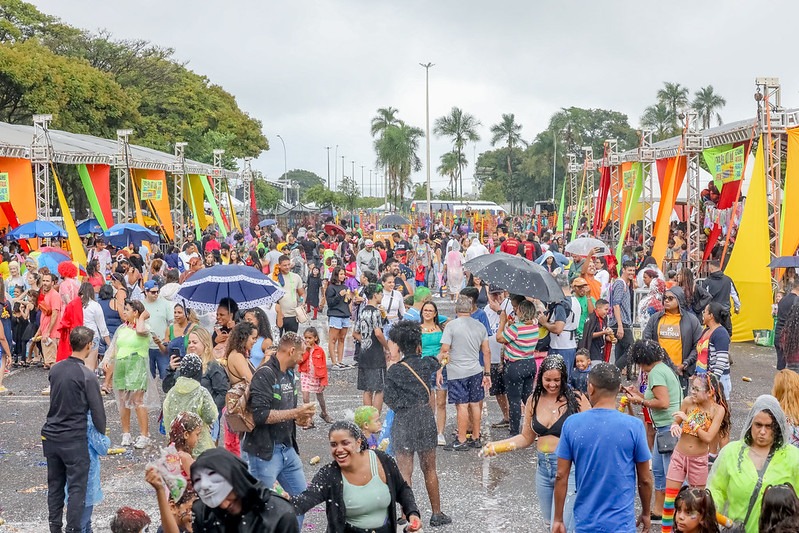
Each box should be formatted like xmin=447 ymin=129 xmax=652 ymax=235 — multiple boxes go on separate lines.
xmin=188 ymin=327 xmax=214 ymax=372
xmin=773 ymin=369 xmax=799 ymax=424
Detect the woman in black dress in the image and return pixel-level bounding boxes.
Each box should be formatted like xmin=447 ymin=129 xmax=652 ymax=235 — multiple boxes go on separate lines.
xmin=383 ymin=320 xmax=452 ymax=527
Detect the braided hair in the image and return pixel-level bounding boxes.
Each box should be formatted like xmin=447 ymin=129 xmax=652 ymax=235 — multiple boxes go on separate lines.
xmin=531 ymin=355 xmax=580 ymax=416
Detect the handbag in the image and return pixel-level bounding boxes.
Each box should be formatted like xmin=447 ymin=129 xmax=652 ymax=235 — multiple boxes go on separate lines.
xmin=724 ymin=451 xmax=773 ymax=532
xmin=401 ymin=361 xmax=431 ymax=397
xmin=656 ymin=429 xmax=679 ymax=454
xmin=294 ymin=305 xmax=309 ymax=324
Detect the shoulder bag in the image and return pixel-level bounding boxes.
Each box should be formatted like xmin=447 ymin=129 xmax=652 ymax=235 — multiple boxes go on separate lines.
xmin=400 ymin=361 xmax=430 ymax=397
xmin=724 ymin=451 xmax=773 ymax=532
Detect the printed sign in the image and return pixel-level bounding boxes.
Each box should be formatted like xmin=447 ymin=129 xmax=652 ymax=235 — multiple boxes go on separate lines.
xmin=622 ymin=168 xmax=637 ymax=190
xmin=0 ymin=173 xmax=8 ymax=202
xmin=706 ymin=145 xmax=745 ymax=185
xmin=140 ymin=179 xmax=163 ymax=201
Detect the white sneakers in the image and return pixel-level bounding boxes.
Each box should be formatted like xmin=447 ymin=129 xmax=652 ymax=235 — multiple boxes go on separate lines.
xmin=133 ymin=435 xmax=151 ymax=449
xmin=120 ymin=433 xmax=132 ymax=447
xmin=437 ymin=434 xmax=447 ymax=446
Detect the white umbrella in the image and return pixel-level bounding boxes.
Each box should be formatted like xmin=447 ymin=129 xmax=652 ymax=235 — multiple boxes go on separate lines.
xmin=565 ymin=237 xmax=611 ymax=257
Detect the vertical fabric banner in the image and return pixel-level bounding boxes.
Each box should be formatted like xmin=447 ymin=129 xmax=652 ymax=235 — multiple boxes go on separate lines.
xmin=77 ymin=164 xmax=112 ymax=230
xmin=593 ymin=165 xmax=610 ymax=235
xmin=571 ymin=172 xmax=585 ymax=241
xmin=782 ymin=129 xmax=799 ymax=257
xmin=702 ymin=141 xmax=750 ymax=262
xmin=52 ymin=167 xmax=87 ymax=266
xmin=224 ymin=181 xmax=241 ymax=232
xmin=615 ymin=163 xmax=644 ymax=266
xmin=726 ymin=137 xmax=774 ymax=342
xmin=186 ymin=175 xmax=206 ymax=241
xmin=0 ymin=157 xmax=37 ymax=224
xmin=133 ymin=169 xmax=174 ymax=242
xmin=556 ymin=182 xmax=566 ymax=233
xmin=199 ymin=176 xmax=228 ymax=238
xmin=652 ymin=156 xmax=687 ymax=265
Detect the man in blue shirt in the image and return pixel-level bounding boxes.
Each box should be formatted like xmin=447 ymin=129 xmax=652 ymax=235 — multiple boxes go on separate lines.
xmin=553 ymin=363 xmax=653 ymax=533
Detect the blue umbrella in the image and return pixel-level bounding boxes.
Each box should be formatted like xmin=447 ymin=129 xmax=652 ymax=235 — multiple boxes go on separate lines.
xmin=7 ymin=220 xmax=66 ymax=240
xmin=76 ymin=218 xmax=103 ymax=236
xmin=769 ymin=256 xmax=799 ymax=268
xmin=535 ymin=251 xmax=569 ymax=266
xmin=258 ymin=218 xmax=278 ymax=228
xmin=176 ymin=264 xmax=286 ymax=313
xmin=103 ymin=223 xmax=160 ymax=247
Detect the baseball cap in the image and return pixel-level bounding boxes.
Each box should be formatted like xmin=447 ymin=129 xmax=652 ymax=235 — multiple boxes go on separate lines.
xmin=572 ymin=278 xmax=589 ymax=288
xmin=488 ymin=284 xmax=505 ymax=294
xmin=144 ymin=280 xmax=158 ymax=291
xmin=365 ymin=239 xmax=374 ymax=247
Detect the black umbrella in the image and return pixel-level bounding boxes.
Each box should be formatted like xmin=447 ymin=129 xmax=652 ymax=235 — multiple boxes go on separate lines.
xmin=768 ymin=256 xmax=799 ymax=268
xmin=379 ymin=214 xmax=410 ymax=227
xmin=464 ymin=252 xmax=565 ymax=302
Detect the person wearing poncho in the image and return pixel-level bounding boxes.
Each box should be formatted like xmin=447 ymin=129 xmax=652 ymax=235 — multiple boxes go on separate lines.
xmin=163 ymin=354 xmax=218 ymax=457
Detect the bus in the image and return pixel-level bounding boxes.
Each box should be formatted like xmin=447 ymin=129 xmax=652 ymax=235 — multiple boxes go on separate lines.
xmin=410 ymin=200 xmax=506 ymax=215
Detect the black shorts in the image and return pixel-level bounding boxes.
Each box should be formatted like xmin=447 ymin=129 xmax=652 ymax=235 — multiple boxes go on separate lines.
xmin=357 ymin=367 xmax=385 ymax=392
xmin=489 ymin=363 xmax=506 ymax=396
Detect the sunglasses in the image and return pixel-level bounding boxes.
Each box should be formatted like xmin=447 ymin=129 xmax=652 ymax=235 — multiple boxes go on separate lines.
xmin=664 ymin=295 xmax=676 ymax=301
xmin=148 ymin=290 xmax=159 ymax=294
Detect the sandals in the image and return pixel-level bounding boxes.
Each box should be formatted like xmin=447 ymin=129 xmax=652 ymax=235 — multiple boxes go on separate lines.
xmin=321 ymin=413 xmax=333 ymax=424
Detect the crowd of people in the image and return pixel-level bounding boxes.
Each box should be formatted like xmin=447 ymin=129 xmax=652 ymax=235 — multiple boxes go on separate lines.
xmin=1 ymin=212 xmax=798 ymax=533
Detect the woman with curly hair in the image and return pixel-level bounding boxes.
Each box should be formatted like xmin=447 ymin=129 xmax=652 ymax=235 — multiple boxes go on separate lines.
xmin=224 ymin=321 xmax=258 ymax=387
xmin=772 ymin=369 xmax=799 ymax=447
xmin=483 ymin=355 xmax=591 ymax=532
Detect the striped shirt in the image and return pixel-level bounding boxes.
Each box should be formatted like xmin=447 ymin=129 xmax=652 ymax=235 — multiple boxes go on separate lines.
xmin=501 ymin=322 xmax=539 ymax=361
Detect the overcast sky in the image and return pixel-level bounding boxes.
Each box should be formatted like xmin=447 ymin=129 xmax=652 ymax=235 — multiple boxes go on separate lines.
xmin=32 ymin=0 xmax=799 ymax=196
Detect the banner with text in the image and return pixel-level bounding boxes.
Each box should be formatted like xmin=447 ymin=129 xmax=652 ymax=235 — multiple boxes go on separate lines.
xmin=140 ymin=179 xmax=163 ymax=201
xmin=0 ymin=172 xmax=9 ymax=203
xmin=702 ymin=144 xmax=745 ymax=187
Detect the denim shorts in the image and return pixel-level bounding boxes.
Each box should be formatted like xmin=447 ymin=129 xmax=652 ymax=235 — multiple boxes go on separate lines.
xmin=430 ymin=366 xmax=448 ymax=391
xmin=328 ymin=316 xmax=351 ymax=329
xmin=448 ymin=372 xmax=485 ymax=404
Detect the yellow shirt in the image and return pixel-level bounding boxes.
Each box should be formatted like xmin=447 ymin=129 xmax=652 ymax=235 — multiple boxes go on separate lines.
xmin=657 ymin=312 xmax=683 ymax=365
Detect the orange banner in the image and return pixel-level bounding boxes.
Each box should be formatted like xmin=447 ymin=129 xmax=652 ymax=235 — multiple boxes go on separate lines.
xmin=133 ymin=169 xmax=174 ymax=241
xmin=0 ymin=157 xmax=36 ymax=224
xmin=652 ymin=156 xmax=687 ymax=265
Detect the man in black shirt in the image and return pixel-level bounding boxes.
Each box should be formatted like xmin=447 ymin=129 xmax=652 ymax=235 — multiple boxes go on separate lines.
xmin=775 ymin=281 xmax=799 ymax=369
xmin=244 ymin=332 xmax=316 ymax=529
xmin=392 ymin=232 xmax=412 ymax=265
xmin=41 ymin=326 xmax=106 ymax=533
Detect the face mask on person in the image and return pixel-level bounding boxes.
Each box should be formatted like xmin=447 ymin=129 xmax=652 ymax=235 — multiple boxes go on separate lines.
xmin=192 ymin=468 xmax=234 ymax=508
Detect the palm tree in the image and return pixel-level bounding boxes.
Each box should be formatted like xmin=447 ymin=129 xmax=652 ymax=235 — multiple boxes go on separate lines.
xmin=692 ymin=86 xmax=726 ymax=129
xmin=640 ymin=103 xmax=673 ymax=140
xmin=433 ymin=107 xmax=481 ymax=199
xmin=490 ymin=113 xmax=527 ymax=187
xmin=370 ymin=107 xmax=400 ymax=138
xmin=656 ymin=82 xmax=690 ymax=132
xmin=437 ymin=150 xmax=466 ymax=198
xmin=373 ymin=122 xmax=423 ymax=207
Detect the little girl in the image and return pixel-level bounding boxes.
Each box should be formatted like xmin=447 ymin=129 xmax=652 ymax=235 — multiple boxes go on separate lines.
xmin=673 ymin=486 xmax=719 ymax=533
xmin=299 ymin=327 xmax=332 ymax=427
xmin=169 ymin=411 xmax=202 ymax=487
xmin=306 ymin=266 xmax=322 ymax=320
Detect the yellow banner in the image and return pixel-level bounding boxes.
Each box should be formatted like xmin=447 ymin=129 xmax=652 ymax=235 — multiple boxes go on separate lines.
xmin=52 ymin=166 xmax=87 ymax=266
xmin=783 ymin=130 xmax=799 ymax=257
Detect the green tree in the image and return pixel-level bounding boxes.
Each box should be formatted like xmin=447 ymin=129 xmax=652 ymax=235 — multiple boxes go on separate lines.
xmin=433 ymin=107 xmax=481 ymax=200
xmin=373 ymin=121 xmax=423 ymax=207
xmin=692 ymin=85 xmax=726 ymax=129
xmin=479 ymin=180 xmax=506 ymax=204
xmin=437 ymin=150 xmax=465 ymax=199
xmin=303 ymin=184 xmax=339 ymax=207
xmin=370 ymin=106 xmax=400 ymax=137
xmin=657 ymin=82 xmax=690 ymax=132
xmin=254 ymin=177 xmax=281 ymax=211
xmin=640 ymin=102 xmax=673 ymax=141
xmin=338 ymin=175 xmax=360 ymax=212
xmin=278 ymin=169 xmax=324 ymax=196
xmin=411 ymin=183 xmax=428 ymax=200
xmin=490 ymin=113 xmax=526 ymax=186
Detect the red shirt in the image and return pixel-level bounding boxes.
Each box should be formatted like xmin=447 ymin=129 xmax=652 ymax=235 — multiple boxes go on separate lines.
xmin=205 ymin=239 xmax=221 ymax=253
xmin=500 ymin=238 xmax=520 ymax=255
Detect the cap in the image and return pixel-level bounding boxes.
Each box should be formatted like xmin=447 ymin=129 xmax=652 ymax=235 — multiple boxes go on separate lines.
xmin=144 ymin=280 xmax=158 ymax=291
xmin=365 ymin=239 xmax=374 ymax=246
xmin=572 ymin=279 xmax=589 ymax=288
xmin=488 ymin=284 xmax=505 ymax=294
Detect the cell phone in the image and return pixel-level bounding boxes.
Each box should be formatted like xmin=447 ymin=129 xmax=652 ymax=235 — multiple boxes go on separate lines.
xmin=170 ymin=347 xmax=182 ymax=360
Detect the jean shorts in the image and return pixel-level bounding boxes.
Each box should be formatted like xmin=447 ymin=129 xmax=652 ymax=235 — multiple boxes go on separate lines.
xmin=328 ymin=316 xmax=351 ymax=329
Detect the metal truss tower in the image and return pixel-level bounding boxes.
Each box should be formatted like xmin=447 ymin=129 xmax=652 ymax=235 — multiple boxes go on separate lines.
xmin=32 ymin=115 xmax=53 ymax=221
xmin=212 ymin=149 xmax=225 ymax=211
xmin=116 ymin=129 xmax=133 ymax=222
xmin=566 ymin=153 xmax=580 ymax=233
xmin=173 ymin=142 xmax=187 ymax=247
xmin=241 ymin=157 xmax=253 ymax=229
xmin=605 ymin=139 xmax=621 ymax=245
xmin=639 ymin=130 xmax=656 ymax=246
xmin=683 ymin=112 xmax=704 ymax=261
xmin=756 ymin=77 xmax=787 ymax=264
xmin=582 ymin=146 xmax=596 ymax=228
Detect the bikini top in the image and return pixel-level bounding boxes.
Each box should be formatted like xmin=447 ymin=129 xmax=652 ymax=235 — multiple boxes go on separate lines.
xmin=532 ymin=402 xmax=573 ymax=438
xmin=681 ymin=407 xmax=712 ymax=436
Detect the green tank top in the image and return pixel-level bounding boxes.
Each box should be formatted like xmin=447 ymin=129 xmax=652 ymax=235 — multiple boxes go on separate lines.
xmin=342 ymin=450 xmax=391 ymax=529
xmin=421 ymin=330 xmax=444 ymax=357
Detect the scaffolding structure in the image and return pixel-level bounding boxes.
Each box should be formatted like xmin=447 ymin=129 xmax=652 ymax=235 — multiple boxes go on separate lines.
xmin=32 ymin=115 xmax=52 ymax=221
xmin=241 ymin=157 xmax=253 ymax=228
xmin=212 ymin=149 xmax=225 ymax=211
xmin=115 ymin=129 xmax=133 ymax=222
xmin=582 ymin=146 xmax=596 ymax=228
xmin=173 ymin=142 xmax=187 ymax=247
xmin=683 ymin=111 xmax=704 ymax=259
xmin=605 ymin=139 xmax=621 ymax=246
xmin=639 ymin=130 xmax=656 ymax=242
xmin=566 ymin=153 xmax=579 ymax=231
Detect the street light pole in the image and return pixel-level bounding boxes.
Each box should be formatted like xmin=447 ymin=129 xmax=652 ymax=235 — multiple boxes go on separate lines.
xmin=369 ymin=169 xmax=373 ymax=197
xmin=420 ymin=62 xmax=434 ymax=225
xmin=276 ymin=134 xmax=287 ymax=203
xmin=341 ymin=155 xmax=345 ymax=185
xmin=326 ymin=146 xmax=331 ymax=190
xmin=334 ymin=145 xmax=339 ymax=187
xmin=351 ymin=161 xmax=355 ymax=188
xmin=361 ymin=165 xmax=365 ymax=196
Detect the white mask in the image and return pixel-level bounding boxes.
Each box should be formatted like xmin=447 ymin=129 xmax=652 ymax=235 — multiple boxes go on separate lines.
xmin=192 ymin=468 xmax=234 ymax=509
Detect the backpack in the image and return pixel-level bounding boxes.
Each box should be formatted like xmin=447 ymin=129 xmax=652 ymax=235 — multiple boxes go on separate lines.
xmin=550 ymin=296 xmax=580 ymax=340
xmin=225 ymin=381 xmax=254 ymax=433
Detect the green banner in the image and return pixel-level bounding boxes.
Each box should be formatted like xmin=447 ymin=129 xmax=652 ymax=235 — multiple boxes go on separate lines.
xmin=702 ymin=144 xmax=745 ymax=189
xmin=77 ymin=164 xmax=108 ymax=230
xmin=615 ymin=162 xmax=644 ymax=268
xmin=556 ymin=182 xmax=566 ymax=233
xmin=199 ymin=176 xmax=228 ymax=238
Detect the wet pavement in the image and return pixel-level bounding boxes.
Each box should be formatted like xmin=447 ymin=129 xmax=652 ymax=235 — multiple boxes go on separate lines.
xmin=0 ymin=297 xmax=780 ymax=532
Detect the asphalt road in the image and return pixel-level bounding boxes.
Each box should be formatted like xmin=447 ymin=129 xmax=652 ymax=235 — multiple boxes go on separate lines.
xmin=0 ymin=299 xmax=781 ymax=532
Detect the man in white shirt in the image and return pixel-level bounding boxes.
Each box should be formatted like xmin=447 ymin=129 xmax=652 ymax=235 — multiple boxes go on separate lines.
xmin=356 ymin=239 xmax=382 ymax=278
xmin=87 ymin=238 xmax=112 ymax=278
xmin=142 ymin=280 xmax=173 ymax=380
xmin=277 ymin=255 xmax=305 ymax=334
xmin=178 ymin=243 xmax=199 ymax=273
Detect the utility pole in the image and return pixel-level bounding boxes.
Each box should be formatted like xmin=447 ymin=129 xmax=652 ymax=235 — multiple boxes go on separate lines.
xmin=341 ymin=155 xmax=345 ymax=186
xmin=276 ymin=134 xmax=287 ymax=203
xmin=361 ymin=165 xmax=365 ymax=196
xmin=420 ymin=62 xmax=434 ymax=223
xmin=369 ymin=169 xmax=373 ymax=197
xmin=325 ymin=146 xmax=331 ymax=190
